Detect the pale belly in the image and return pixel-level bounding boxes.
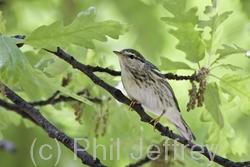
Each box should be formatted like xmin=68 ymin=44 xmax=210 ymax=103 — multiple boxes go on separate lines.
xmin=122 ymin=73 xmax=177 ymax=116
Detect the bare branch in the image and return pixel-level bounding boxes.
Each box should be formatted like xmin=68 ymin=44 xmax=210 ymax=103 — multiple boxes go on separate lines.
xmin=0 ymin=99 xmax=37 ymax=124
xmin=2 ymin=85 xmax=106 ymax=167
xmin=84 ymin=65 xmax=198 ymax=81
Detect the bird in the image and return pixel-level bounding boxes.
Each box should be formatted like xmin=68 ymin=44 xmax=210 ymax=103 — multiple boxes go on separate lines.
xmin=113 ymin=49 xmax=196 ymax=141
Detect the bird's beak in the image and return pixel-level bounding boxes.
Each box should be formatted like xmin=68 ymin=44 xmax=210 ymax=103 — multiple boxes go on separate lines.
xmin=113 ymin=51 xmax=124 ymax=58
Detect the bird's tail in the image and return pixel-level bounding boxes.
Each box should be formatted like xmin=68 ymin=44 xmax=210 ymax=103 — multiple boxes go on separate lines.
xmin=165 ymin=112 xmax=196 ymax=141
xmin=175 ymin=117 xmax=196 ymax=141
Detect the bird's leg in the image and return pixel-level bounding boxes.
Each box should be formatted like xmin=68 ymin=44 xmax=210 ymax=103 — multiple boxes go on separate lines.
xmin=150 ymin=110 xmax=166 ymax=131
xmin=129 ymin=99 xmax=138 ymax=111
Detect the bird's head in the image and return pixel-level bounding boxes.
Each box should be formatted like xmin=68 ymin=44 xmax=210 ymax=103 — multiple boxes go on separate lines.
xmin=113 ymin=49 xmax=146 ymax=70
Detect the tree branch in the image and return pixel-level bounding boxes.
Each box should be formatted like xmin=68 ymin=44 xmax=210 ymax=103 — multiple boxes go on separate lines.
xmin=0 ymin=99 xmax=37 ymax=124
xmin=92 ymin=66 xmax=121 ymax=76
xmin=1 ymin=85 xmax=106 ymax=167
xmin=89 ymin=65 xmax=197 ymax=81
xmin=44 ymin=47 xmax=250 ymax=167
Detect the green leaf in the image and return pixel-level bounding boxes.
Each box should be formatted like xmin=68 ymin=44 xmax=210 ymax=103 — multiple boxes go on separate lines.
xmin=159 ymin=57 xmax=192 ymax=70
xmin=19 ymin=71 xmax=56 ymax=101
xmin=43 ymin=56 xmax=69 ymax=76
xmin=203 ymin=0 xmax=219 ymax=16
xmin=197 ymin=1 xmax=233 ymax=65
xmin=205 ymin=120 xmax=234 ymax=157
xmin=201 ymin=82 xmax=235 ymax=156
xmin=24 ymin=62 xmax=98 ymax=110
xmin=161 ymin=0 xmax=205 ymax=65
xmin=220 ymin=74 xmax=250 ymax=114
xmin=35 ymin=58 xmax=55 ymax=71
xmin=25 ymin=51 xmax=44 ymax=67
xmin=202 ymin=82 xmax=224 ymax=128
xmin=199 ymin=10 xmax=233 ymax=56
xmin=216 ymin=64 xmax=242 ymax=71
xmin=0 ymin=35 xmax=26 ymax=85
xmin=25 ymin=7 xmax=129 ymax=50
xmin=0 ymin=11 xmax=6 ymax=34
xmin=212 ymin=44 xmax=247 ymax=66
xmin=10 ymin=37 xmax=24 ymax=44
xmin=198 ymin=12 xmax=233 ymax=30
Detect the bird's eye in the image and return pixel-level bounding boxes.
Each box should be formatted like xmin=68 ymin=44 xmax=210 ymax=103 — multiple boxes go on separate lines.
xmin=127 ymin=54 xmax=134 ymax=59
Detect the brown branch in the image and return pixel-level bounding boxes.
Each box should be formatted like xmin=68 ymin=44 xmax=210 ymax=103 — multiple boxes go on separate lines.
xmin=0 ymin=99 xmax=37 ymax=124
xmin=89 ymin=65 xmax=198 ymax=81
xmin=2 ymin=84 xmax=106 ymax=167
xmin=91 ymin=66 xmax=121 ymax=76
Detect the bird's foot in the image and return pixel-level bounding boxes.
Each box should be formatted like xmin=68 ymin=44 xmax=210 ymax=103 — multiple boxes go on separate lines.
xmin=150 ymin=117 xmax=161 ymax=131
xmin=150 ymin=110 xmax=166 ymax=131
xmin=129 ymin=99 xmax=138 ymax=111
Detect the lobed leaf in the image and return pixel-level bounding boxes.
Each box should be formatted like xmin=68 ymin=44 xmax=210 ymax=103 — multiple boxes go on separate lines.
xmin=25 ymin=7 xmax=129 ymax=50
xmin=198 ymin=11 xmax=233 ymax=31
xmin=212 ymin=44 xmax=247 ymax=66
xmin=198 ymin=0 xmax=233 ymax=56
xmin=197 ymin=1 xmax=233 ymax=66
xmin=216 ymin=64 xmax=242 ymax=71
xmin=161 ymin=0 xmax=205 ymax=65
xmin=0 ymin=34 xmax=26 ymax=85
xmin=220 ymin=74 xmax=250 ymax=114
xmin=203 ymin=0 xmax=219 ymax=16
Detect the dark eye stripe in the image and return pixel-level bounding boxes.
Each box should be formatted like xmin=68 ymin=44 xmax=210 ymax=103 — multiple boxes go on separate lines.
xmin=127 ymin=54 xmax=144 ymax=63
xmin=134 ymin=56 xmax=145 ymax=63
xmin=124 ymin=51 xmax=145 ymax=63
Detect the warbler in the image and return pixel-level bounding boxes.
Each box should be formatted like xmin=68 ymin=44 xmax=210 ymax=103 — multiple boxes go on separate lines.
xmin=114 ymin=49 xmax=196 ymax=141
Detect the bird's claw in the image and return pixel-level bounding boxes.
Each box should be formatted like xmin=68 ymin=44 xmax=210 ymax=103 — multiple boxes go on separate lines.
xmin=129 ymin=99 xmax=138 ymax=111
xmin=150 ymin=110 xmax=166 ymax=131
xmin=150 ymin=117 xmax=161 ymax=131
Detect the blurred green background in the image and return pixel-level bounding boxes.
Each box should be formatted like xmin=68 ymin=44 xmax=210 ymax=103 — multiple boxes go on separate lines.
xmin=0 ymin=0 xmax=250 ymax=166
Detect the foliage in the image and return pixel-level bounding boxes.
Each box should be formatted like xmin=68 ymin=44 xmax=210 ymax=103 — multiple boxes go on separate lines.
xmin=25 ymin=7 xmax=129 ymax=50
xmin=0 ymin=0 xmax=250 ymax=167
xmin=0 ymin=35 xmax=25 ymax=85
xmin=160 ymin=0 xmax=250 ymax=159
xmin=161 ymin=0 xmax=206 ymax=66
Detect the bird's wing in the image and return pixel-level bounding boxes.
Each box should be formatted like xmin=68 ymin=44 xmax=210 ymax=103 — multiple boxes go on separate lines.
xmin=150 ymin=65 xmax=182 ymax=112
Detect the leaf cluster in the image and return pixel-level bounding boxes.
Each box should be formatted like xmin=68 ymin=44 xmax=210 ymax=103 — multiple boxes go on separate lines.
xmin=160 ymin=0 xmax=250 ymax=158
